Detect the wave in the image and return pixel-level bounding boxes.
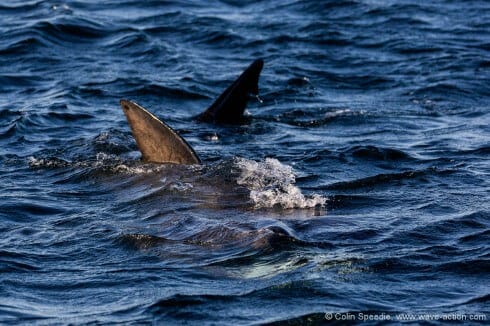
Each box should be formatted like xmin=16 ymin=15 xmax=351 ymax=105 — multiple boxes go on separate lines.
xmin=77 ymin=78 xmax=208 ymax=99
xmin=431 ymin=258 xmax=490 ymax=275
xmin=346 ymin=145 xmax=413 ymax=161
xmin=327 ymin=167 xmax=449 ymax=190
xmin=146 ymin=278 xmax=336 ymax=322
xmin=235 ymin=158 xmax=326 ymax=209
xmin=268 ymin=107 xmax=365 ymax=128
xmin=0 ymin=1 xmax=43 ymax=12
xmin=0 ymin=109 xmax=95 ymax=141
xmin=0 ymin=37 xmax=49 ymax=56
xmin=28 ymin=19 xmax=111 ymax=44
xmin=459 ymin=293 xmax=490 ymax=305
xmin=0 ymin=249 xmax=41 ymax=273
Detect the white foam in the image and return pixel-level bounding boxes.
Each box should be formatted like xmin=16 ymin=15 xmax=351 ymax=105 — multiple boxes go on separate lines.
xmin=28 ymin=153 xmax=162 ymax=174
xmin=28 ymin=156 xmax=71 ymax=168
xmin=235 ymin=158 xmax=327 ymax=209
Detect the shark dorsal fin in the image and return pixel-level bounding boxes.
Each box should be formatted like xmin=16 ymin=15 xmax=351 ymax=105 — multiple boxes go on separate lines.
xmin=120 ymin=100 xmax=201 ymax=164
xmin=197 ymin=59 xmax=264 ymax=124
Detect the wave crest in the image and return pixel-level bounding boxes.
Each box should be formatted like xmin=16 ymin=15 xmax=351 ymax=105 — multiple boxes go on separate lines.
xmin=235 ymin=158 xmax=326 ymax=209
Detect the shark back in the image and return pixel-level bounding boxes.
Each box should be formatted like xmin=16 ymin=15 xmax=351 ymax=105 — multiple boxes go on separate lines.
xmin=120 ymin=100 xmax=201 ymax=164
xmin=197 ymin=59 xmax=263 ymax=124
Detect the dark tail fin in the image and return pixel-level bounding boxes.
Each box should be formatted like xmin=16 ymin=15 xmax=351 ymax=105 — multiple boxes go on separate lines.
xmin=196 ymin=59 xmax=263 ymax=124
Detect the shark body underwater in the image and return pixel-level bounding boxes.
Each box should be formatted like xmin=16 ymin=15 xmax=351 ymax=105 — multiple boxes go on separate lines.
xmin=120 ymin=59 xmax=264 ymax=164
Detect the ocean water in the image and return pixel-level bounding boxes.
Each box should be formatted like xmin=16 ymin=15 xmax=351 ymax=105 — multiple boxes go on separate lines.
xmin=1 ymin=0 xmax=489 ymax=324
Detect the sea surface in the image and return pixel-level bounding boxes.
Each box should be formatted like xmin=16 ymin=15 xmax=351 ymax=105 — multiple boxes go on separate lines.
xmin=1 ymin=0 xmax=489 ymax=324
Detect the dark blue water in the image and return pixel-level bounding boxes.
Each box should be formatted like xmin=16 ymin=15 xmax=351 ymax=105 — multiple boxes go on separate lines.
xmin=1 ymin=0 xmax=489 ymax=324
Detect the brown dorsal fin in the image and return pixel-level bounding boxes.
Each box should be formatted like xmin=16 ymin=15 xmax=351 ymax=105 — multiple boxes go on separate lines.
xmin=120 ymin=100 xmax=201 ymax=164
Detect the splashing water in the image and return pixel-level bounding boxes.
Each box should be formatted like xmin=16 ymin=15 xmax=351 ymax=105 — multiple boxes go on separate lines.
xmin=235 ymin=158 xmax=327 ymax=209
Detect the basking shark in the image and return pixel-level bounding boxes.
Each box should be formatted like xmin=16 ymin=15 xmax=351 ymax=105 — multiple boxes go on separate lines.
xmin=121 ymin=59 xmax=263 ymax=164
